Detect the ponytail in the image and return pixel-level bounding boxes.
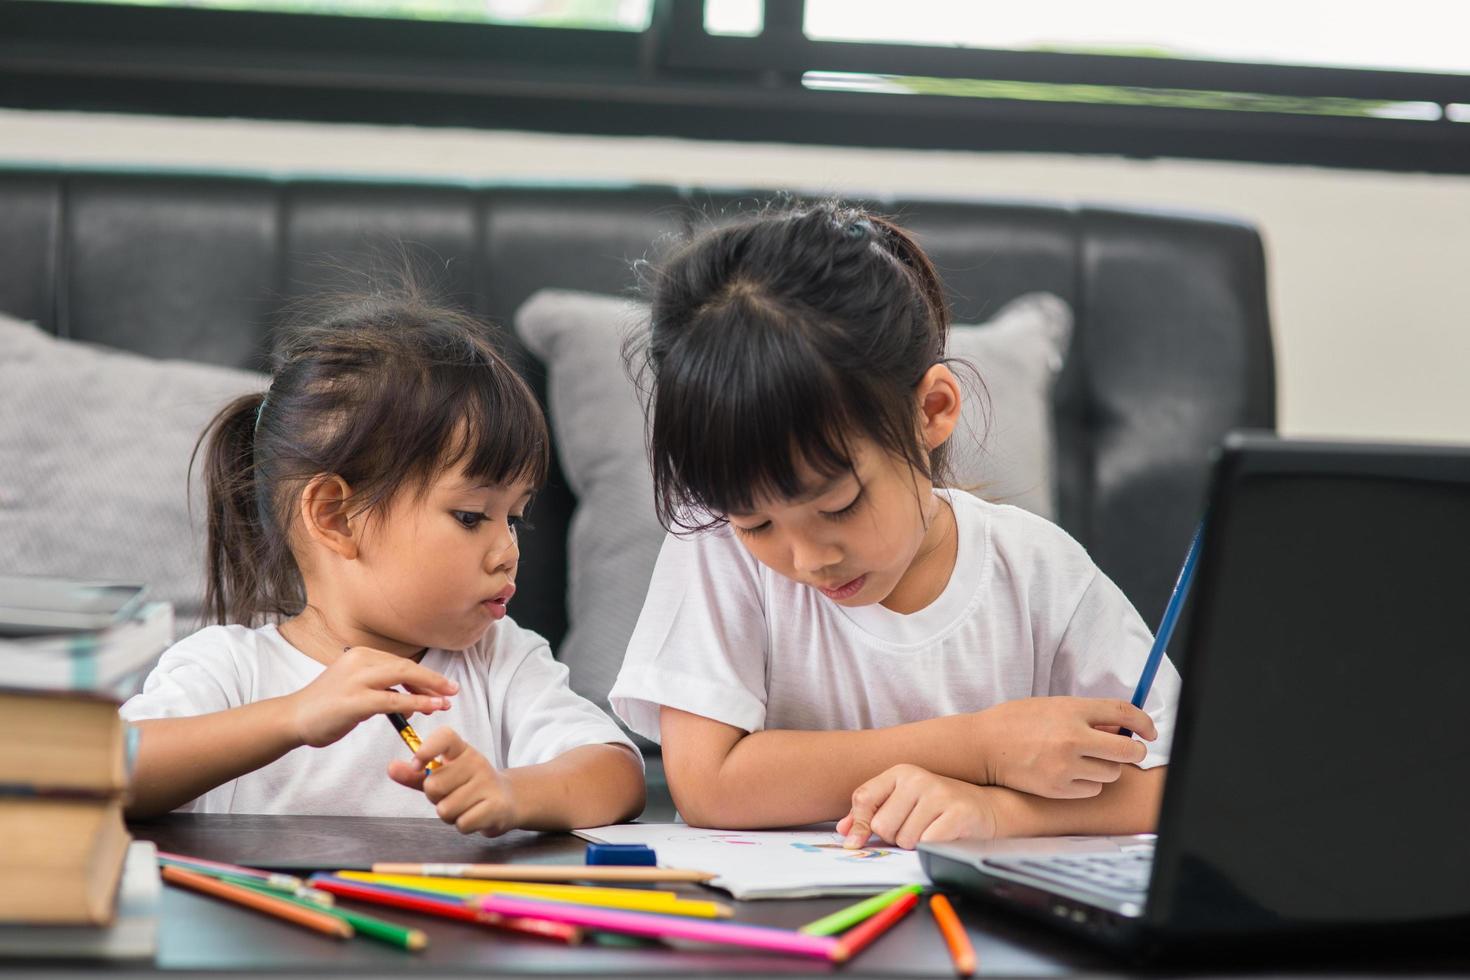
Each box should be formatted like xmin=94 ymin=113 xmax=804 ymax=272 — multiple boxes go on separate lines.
xmin=191 ymin=390 xmax=299 ymax=627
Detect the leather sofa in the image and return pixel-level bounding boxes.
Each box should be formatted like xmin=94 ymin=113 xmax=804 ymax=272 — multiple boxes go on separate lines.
xmin=0 ymin=168 xmax=1275 ymax=659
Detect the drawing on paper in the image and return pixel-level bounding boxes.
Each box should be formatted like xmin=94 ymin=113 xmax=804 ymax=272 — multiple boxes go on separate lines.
xmin=791 ymin=841 xmax=895 ymax=862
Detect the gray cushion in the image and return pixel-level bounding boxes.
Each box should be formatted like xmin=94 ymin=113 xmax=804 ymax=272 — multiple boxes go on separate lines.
xmin=514 ymin=289 xmax=1072 ymax=707
xmin=946 ymin=292 xmax=1073 ymax=521
xmin=0 ymin=313 xmax=267 ymax=634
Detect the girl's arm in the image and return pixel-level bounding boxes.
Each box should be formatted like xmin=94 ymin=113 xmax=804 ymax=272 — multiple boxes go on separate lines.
xmin=504 ymin=743 xmax=646 ymax=830
xmin=660 ymin=699 xmax=1155 ymax=829
xmin=986 ymin=764 xmax=1166 ymax=838
xmin=126 ymin=648 xmax=457 ymax=817
xmin=127 ymin=699 xmax=302 ymax=817
xmin=836 ymin=763 xmax=1166 ymax=849
xmin=387 ymin=731 xmax=645 ymax=833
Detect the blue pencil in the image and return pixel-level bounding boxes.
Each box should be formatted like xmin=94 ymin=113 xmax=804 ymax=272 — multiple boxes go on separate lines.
xmin=1121 ymin=522 xmax=1204 ymax=738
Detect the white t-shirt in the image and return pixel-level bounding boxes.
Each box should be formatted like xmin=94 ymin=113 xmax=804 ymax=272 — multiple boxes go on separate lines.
xmin=120 ymin=617 xmax=638 ymax=816
xmin=610 ymin=490 xmax=1179 ymax=769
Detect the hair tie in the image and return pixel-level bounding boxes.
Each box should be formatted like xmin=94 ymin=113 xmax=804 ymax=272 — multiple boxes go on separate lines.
xmin=253 ymin=392 xmax=269 ymax=433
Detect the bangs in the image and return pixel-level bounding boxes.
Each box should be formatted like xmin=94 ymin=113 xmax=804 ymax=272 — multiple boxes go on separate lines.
xmin=434 ymin=355 xmax=550 ymax=494
xmin=650 ymin=292 xmax=912 ymax=531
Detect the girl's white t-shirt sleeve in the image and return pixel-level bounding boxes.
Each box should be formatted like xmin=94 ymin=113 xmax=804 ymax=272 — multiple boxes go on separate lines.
xmin=118 ymin=628 xmax=245 ymax=722
xmin=1046 ymin=570 xmax=1181 ymax=769
xmin=491 ymin=626 xmax=640 ymax=771
xmin=609 ymin=528 xmax=770 ymax=743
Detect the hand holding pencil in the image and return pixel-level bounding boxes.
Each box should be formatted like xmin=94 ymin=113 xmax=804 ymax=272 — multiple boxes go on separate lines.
xmin=386 ymin=725 xmax=517 ymax=836
xmin=285 ymin=645 xmax=457 ymax=748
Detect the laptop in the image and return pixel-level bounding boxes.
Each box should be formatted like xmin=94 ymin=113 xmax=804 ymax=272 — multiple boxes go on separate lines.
xmin=919 ymin=433 xmax=1470 ymax=955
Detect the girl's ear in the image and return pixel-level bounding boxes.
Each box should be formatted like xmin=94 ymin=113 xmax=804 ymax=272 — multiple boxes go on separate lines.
xmin=298 ymin=474 xmax=359 ymax=560
xmin=916 ymin=363 xmax=962 ymax=451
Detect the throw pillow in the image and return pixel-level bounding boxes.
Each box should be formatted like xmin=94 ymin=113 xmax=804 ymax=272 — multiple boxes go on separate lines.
xmin=0 ymin=312 xmax=268 ymax=635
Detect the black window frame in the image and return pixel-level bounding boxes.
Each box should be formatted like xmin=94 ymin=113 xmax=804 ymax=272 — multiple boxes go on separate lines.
xmin=2 ymin=0 xmax=1468 ymax=174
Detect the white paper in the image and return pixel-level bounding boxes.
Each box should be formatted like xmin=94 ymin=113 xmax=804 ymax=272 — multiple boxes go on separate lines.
xmin=577 ymin=823 xmax=929 ymax=900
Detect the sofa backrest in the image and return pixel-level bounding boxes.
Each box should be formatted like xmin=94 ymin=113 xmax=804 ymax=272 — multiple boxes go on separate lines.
xmin=0 ymin=169 xmax=1275 ymax=652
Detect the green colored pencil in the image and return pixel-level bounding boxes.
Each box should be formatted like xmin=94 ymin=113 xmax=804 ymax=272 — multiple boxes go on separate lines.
xmin=797 ymin=884 xmax=924 ymax=936
xmin=231 ymin=878 xmax=428 ymax=951
xmin=215 ymin=872 xmax=335 ymax=908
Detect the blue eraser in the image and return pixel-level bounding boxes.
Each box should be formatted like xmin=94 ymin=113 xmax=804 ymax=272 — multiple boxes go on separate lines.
xmin=586 ymin=843 xmax=657 ymax=866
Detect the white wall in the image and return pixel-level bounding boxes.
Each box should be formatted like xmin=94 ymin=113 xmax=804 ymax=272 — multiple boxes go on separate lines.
xmin=3 ymin=108 xmax=1467 ymax=443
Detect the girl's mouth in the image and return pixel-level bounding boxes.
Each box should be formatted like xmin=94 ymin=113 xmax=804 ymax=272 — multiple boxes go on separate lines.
xmin=482 ymin=584 xmax=516 ymax=619
xmin=818 ymin=574 xmax=866 ymax=601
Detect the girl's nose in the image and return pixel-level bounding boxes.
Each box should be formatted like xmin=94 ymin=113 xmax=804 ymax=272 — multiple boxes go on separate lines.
xmin=789 ymin=535 xmax=840 ymax=575
xmin=486 ymin=527 xmax=519 ymax=572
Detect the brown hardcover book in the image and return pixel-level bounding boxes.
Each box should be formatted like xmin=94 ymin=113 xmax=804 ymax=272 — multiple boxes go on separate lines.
xmin=0 ymin=798 xmax=130 ymax=924
xmin=0 ymin=691 xmax=128 ymax=795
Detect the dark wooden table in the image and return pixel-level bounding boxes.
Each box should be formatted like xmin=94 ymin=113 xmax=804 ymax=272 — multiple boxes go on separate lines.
xmin=5 ymin=773 xmax=1463 ymax=977
xmin=110 ymin=811 xmax=1108 ymax=978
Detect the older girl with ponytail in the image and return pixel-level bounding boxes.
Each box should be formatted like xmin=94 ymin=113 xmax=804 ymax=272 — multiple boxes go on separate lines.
xmin=610 ymin=202 xmax=1178 ymax=848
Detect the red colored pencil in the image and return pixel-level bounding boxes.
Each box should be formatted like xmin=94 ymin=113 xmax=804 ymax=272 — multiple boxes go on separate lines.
xmin=831 ymin=890 xmax=920 ymax=962
xmin=309 ymin=875 xmax=581 ymax=944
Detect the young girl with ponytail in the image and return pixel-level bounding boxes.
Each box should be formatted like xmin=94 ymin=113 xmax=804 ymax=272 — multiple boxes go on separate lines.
xmin=121 ymin=291 xmax=644 ymax=834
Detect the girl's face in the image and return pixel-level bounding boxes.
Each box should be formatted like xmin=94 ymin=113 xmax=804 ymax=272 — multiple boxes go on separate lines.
xmin=725 ymin=438 xmax=954 ymax=614
xmin=350 ymin=461 xmax=534 ymax=652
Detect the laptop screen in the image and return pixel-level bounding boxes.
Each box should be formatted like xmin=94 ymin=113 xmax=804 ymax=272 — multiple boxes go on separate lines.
xmin=1149 ymin=438 xmax=1470 ymax=933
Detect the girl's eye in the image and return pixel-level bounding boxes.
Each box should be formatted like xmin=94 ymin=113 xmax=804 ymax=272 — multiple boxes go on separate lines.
xmin=731 ymin=521 xmax=771 ymax=537
xmin=452 ymin=511 xmax=487 ymax=530
xmin=821 ymin=490 xmax=864 ymax=522
xmin=508 ymin=513 xmax=533 ymax=536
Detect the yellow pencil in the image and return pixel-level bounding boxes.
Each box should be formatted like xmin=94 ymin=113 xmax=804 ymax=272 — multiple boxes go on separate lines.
xmin=337 ymin=871 xmax=733 ymax=919
xmin=371 ymin=862 xmax=715 ymax=883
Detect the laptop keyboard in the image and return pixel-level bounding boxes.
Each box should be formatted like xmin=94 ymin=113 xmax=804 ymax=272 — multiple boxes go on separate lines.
xmin=986 ymin=842 xmax=1154 ymax=898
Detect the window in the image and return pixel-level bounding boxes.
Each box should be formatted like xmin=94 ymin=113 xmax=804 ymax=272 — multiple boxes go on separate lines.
xmin=804 ymin=2 xmax=1470 ymax=77
xmin=3 ymin=0 xmax=1467 ymax=173
xmin=43 ymin=0 xmax=652 ymax=29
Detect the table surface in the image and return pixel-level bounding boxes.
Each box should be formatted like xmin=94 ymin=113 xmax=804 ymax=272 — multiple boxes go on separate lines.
xmin=6 ymin=809 xmax=1466 ymax=978
xmin=120 ymin=812 xmax=1116 ymax=978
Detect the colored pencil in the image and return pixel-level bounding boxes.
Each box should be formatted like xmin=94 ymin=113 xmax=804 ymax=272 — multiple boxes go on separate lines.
xmin=162 ymin=866 xmax=352 ymax=939
xmin=229 ymin=878 xmax=427 ymax=951
xmin=157 ymin=851 xmax=305 ymax=891
xmin=308 ymin=874 xmax=582 ymax=944
xmin=798 ymin=884 xmax=923 ymax=936
xmin=338 ymin=871 xmax=731 ymax=918
xmin=371 ymin=862 xmax=715 ymax=883
xmin=831 ymin=890 xmax=919 ymax=962
xmin=1122 ymin=521 xmax=1203 ymax=738
xmin=929 ymin=894 xmax=976 ymax=977
xmin=478 ymin=894 xmax=843 ymax=961
xmin=386 ymin=708 xmax=442 ymax=772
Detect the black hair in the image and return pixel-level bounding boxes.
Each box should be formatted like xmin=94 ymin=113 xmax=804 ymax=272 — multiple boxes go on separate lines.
xmin=630 ymin=200 xmax=966 ymax=533
xmin=193 ymin=285 xmax=549 ymax=627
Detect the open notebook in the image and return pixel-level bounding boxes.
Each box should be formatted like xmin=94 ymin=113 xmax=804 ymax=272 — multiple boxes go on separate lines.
xmin=578 ymin=824 xmax=927 ymax=900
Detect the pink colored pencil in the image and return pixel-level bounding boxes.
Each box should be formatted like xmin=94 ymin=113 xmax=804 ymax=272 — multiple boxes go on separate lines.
xmin=157 ymin=851 xmax=303 ymax=889
xmin=478 ymin=894 xmax=844 ymax=961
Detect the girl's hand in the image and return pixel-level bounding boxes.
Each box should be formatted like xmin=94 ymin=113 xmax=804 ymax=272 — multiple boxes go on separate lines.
xmin=287 ymin=645 xmax=457 ymax=748
xmin=837 ymin=764 xmax=1001 ymax=849
xmin=977 ymin=697 xmax=1156 ymax=799
xmin=387 ymin=727 xmax=518 ymax=836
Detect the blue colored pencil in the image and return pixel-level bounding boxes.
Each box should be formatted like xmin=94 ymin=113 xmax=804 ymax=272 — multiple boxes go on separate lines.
xmin=1121 ymin=522 xmax=1203 ymax=738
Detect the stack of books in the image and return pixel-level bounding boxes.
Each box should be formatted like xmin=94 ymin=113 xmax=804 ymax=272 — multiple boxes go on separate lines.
xmin=0 ymin=575 xmax=173 ymax=959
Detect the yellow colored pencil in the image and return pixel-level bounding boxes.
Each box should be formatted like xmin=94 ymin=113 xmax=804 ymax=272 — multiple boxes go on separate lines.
xmin=337 ymin=871 xmax=733 ymax=919
xmin=371 ymin=862 xmax=715 ymax=883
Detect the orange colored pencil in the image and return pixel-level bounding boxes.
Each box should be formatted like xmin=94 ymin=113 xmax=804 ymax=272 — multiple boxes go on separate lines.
xmin=162 ymin=866 xmax=353 ymax=939
xmin=831 ymin=889 xmax=919 ymax=962
xmin=929 ymin=894 xmax=976 ymax=976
